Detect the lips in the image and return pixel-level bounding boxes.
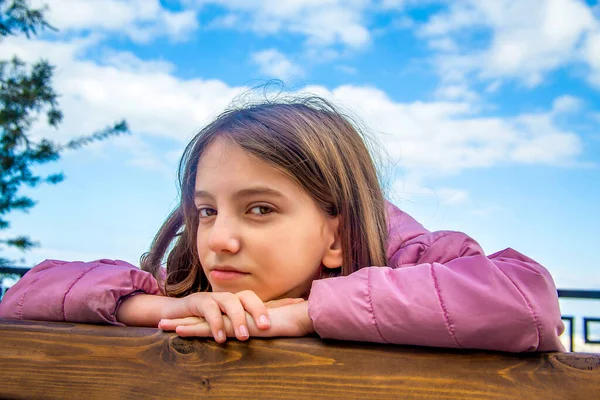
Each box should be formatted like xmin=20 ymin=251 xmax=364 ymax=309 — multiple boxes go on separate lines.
xmin=211 ymin=265 xmax=246 ymax=273
xmin=210 ymin=266 xmax=249 ymax=281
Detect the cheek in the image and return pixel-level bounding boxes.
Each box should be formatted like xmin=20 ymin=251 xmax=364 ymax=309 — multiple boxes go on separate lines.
xmin=247 ymin=228 xmax=283 ymax=261
xmin=271 ymin=220 xmax=326 ymax=268
xmin=196 ymin=226 xmax=209 ymax=261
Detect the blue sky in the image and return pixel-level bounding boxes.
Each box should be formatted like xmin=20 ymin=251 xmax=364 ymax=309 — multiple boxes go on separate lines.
xmin=1 ymin=0 xmax=599 ymax=346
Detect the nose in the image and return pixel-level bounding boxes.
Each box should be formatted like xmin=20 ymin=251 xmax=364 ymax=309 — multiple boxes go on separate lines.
xmin=207 ymin=213 xmax=241 ymax=254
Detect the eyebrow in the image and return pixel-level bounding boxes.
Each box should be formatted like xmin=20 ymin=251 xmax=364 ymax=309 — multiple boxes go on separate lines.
xmin=194 ymin=186 xmax=287 ymax=200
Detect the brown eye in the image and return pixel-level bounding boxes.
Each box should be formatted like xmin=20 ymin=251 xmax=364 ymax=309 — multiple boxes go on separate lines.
xmin=198 ymin=207 xmax=217 ymax=218
xmin=249 ymin=205 xmax=273 ymax=216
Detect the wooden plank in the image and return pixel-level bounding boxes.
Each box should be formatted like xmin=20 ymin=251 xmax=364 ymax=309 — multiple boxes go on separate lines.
xmin=0 ymin=319 xmax=598 ymax=400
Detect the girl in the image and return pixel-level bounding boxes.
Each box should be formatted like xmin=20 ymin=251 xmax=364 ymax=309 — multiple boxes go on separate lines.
xmin=0 ymin=96 xmax=565 ymax=352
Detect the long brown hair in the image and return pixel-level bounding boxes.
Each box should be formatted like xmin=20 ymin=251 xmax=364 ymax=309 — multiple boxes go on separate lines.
xmin=140 ymin=95 xmax=388 ymax=297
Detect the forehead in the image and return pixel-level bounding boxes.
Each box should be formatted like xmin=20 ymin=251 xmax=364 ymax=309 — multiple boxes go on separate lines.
xmin=195 ymin=138 xmax=298 ymax=193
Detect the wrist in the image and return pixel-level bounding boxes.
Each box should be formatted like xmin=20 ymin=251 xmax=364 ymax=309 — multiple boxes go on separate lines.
xmin=116 ymin=293 xmax=176 ymax=327
xmin=297 ymin=301 xmax=315 ymax=335
xmin=266 ymin=301 xmax=314 ymax=337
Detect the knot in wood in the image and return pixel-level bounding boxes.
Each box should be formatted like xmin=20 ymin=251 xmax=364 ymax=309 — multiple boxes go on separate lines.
xmin=170 ymin=337 xmax=196 ymax=355
xmin=555 ymin=354 xmax=600 ymax=370
xmin=201 ymin=378 xmax=210 ymax=389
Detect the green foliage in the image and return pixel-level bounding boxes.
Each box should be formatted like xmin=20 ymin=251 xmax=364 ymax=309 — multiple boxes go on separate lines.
xmin=0 ymin=0 xmax=54 ymax=38
xmin=0 ymin=0 xmax=129 ymax=265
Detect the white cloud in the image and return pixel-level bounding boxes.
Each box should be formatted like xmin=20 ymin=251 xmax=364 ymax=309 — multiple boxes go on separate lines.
xmin=1 ymin=35 xmax=243 ymax=145
xmin=101 ymin=51 xmax=175 ymax=74
xmin=438 ymin=188 xmax=469 ymax=205
xmin=418 ymin=0 xmax=600 ymax=90
xmin=380 ymin=0 xmax=406 ymax=9
xmin=42 ymin=0 xmax=600 ymax=89
xmin=205 ymin=13 xmax=239 ymax=29
xmin=435 ymin=84 xmax=479 ymax=102
xmin=0 ymin=34 xmax=98 ymax=67
xmin=484 ymin=80 xmax=502 ymax=93
xmin=252 ymin=49 xmax=304 ymax=80
xmin=583 ymin=30 xmax=600 ymax=69
xmin=552 ymin=95 xmax=584 ymax=114
xmin=113 ymin=135 xmax=174 ymax=175
xmin=189 ymin=0 xmax=371 ymax=49
xmin=510 ymin=131 xmax=581 ymax=165
xmin=336 ymin=65 xmax=358 ymax=74
xmin=387 ymin=178 xmax=470 ymax=221
xmin=321 ymin=86 xmax=582 ymax=174
xmin=2 ymin=35 xmax=584 ymax=187
xmin=582 ymin=30 xmax=600 ymax=87
xmin=427 ymin=37 xmax=458 ymax=52
xmin=30 ymin=0 xmax=199 ymax=43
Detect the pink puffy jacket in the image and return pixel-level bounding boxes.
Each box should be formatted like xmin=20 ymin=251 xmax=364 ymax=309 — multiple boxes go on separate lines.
xmin=0 ymin=202 xmax=565 ymax=352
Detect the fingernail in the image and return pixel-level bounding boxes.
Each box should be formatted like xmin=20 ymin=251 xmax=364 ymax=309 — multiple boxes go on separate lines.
xmin=239 ymin=325 xmax=248 ymax=338
xmin=259 ymin=315 xmax=269 ymax=327
xmin=217 ymin=330 xmax=225 ymax=342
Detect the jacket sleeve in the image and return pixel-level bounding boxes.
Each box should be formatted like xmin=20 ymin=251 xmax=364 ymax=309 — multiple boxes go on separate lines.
xmin=307 ymin=202 xmax=565 ymax=352
xmin=0 ymin=259 xmax=162 ymax=325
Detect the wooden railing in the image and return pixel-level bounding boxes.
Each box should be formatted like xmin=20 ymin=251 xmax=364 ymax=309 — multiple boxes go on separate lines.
xmin=0 ymin=319 xmax=598 ymax=399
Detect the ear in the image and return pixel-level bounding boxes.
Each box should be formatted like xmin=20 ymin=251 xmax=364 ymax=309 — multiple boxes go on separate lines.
xmin=321 ymin=215 xmax=343 ymax=270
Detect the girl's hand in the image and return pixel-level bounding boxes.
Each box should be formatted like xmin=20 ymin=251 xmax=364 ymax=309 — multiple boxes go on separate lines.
xmin=160 ymin=290 xmax=276 ymax=343
xmin=159 ymin=299 xmax=313 ymax=340
xmin=267 ymin=300 xmax=315 ymax=336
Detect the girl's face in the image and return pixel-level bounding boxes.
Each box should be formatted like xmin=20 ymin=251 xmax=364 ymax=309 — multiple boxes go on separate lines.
xmin=194 ymin=138 xmax=342 ymax=301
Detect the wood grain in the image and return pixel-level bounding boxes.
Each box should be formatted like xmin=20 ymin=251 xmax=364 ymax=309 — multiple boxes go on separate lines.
xmin=0 ymin=319 xmax=598 ymax=400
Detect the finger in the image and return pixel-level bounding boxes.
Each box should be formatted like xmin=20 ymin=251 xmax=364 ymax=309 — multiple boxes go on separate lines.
xmin=213 ymin=293 xmax=250 ymax=341
xmin=199 ymin=298 xmax=227 ymax=343
xmin=265 ymin=298 xmax=305 ymax=309
xmin=159 ymin=316 xmax=205 ymax=331
xmin=176 ymin=322 xmax=212 ymax=338
xmin=236 ymin=290 xmax=270 ymax=330
xmin=177 ymin=317 xmax=238 ymax=340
